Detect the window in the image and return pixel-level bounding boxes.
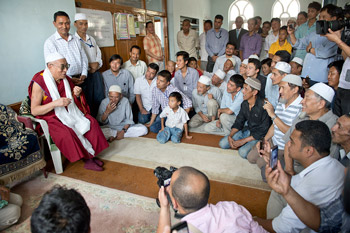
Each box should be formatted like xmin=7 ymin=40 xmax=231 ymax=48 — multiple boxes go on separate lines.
xmin=272 ymin=0 xmax=300 ymax=26
xmin=228 ymin=0 xmax=254 ymax=30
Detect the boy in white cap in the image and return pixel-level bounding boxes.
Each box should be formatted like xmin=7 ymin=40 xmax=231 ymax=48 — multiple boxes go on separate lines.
xmin=74 ymin=13 xmax=105 ymax=118
xmin=247 ymin=74 xmax=303 ymax=181
xmin=205 ymin=74 xmax=245 ymax=135
xmin=29 ymin=52 xmax=108 ymax=171
xmin=213 ymin=42 xmax=241 ymax=74
xmin=211 ymin=69 xmax=227 ymax=94
xmin=157 ymin=92 xmax=192 ymax=143
xmin=189 ymin=75 xmax=222 ymax=128
xmin=239 ymin=59 xmax=249 ymax=79
xmin=266 ymin=61 xmax=291 ymax=108
xmin=219 ymin=77 xmax=271 ymax=159
xmin=97 ymin=85 xmax=148 ymax=141
xmin=289 ymin=57 xmax=303 ymax=76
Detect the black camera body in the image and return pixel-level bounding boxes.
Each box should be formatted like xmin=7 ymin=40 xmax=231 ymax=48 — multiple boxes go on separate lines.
xmin=316 ymin=20 xmax=350 ymax=35
xmin=154 ymin=166 xmax=178 ymax=188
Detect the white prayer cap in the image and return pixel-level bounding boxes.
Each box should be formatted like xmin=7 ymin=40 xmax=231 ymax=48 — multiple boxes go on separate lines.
xmin=242 ymin=59 xmax=249 ymax=65
xmin=249 ymin=54 xmax=260 ymax=60
xmin=75 ymin=13 xmax=87 ymax=21
xmin=198 ymin=75 xmax=211 ymax=85
xmin=282 ymin=74 xmax=302 ymax=87
xmin=45 ymin=52 xmax=65 ymax=64
xmin=109 ymin=85 xmax=122 ymax=93
xmin=274 ymin=62 xmax=291 ymax=73
xmin=227 ymin=57 xmax=236 ymax=67
xmin=214 ymin=69 xmax=226 ymax=80
xmin=291 ymin=57 xmax=303 ymax=66
xmin=309 ymin=83 xmax=335 ymax=103
xmin=245 ymin=77 xmax=261 ymax=91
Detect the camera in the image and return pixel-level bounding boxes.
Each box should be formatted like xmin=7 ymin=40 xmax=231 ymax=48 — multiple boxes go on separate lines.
xmin=316 ymin=20 xmax=350 ymax=35
xmin=154 ymin=166 xmax=178 ymax=188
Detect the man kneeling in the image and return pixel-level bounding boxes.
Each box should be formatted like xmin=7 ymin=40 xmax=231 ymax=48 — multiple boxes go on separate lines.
xmin=97 ymin=85 xmax=148 ymax=141
xmin=156 ymin=166 xmax=267 ymax=233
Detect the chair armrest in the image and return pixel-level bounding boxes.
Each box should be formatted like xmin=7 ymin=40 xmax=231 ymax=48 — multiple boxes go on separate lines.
xmin=17 ymin=116 xmax=34 ymax=130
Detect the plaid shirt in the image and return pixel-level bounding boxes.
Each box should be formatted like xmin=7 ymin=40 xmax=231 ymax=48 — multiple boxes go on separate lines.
xmin=143 ymin=33 xmax=162 ymax=63
xmin=151 ymin=84 xmax=192 ymax=115
xmin=319 ymin=196 xmax=344 ymax=233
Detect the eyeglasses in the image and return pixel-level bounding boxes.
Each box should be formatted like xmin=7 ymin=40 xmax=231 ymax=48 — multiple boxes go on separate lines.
xmin=52 ymin=63 xmax=70 ymax=71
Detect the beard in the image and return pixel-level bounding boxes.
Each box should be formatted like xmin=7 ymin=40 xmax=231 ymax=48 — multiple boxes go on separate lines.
xmin=279 ymin=98 xmax=287 ymax=104
xmin=298 ymin=111 xmax=307 ymax=119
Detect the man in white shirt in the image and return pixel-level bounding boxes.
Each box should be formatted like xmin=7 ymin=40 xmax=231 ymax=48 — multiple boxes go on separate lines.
xmin=256 ymin=120 xmax=345 ymax=233
xmin=177 ymin=19 xmax=199 ymax=59
xmin=210 ymin=69 xmax=227 ymax=95
xmin=264 ymin=18 xmax=281 ymax=56
xmin=213 ymin=42 xmax=241 ymax=74
xmin=74 ymin=13 xmax=104 ymax=118
xmin=199 ymin=20 xmax=212 ymax=71
xmin=123 ymin=45 xmax=148 ymax=80
xmin=134 ymin=63 xmax=159 ymax=124
xmin=44 ymin=11 xmax=88 ymax=86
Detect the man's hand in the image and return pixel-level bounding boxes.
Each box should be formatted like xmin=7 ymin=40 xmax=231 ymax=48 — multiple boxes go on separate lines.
xmin=258 ymin=140 xmax=272 ymax=164
xmin=302 ymin=78 xmax=310 ymax=90
xmin=287 ymin=25 xmax=295 ymax=35
xmin=105 ymin=101 xmax=117 ymax=115
xmin=231 ymin=138 xmax=246 ymax=148
xmin=199 ymin=113 xmax=211 ymax=122
xmin=266 ymin=160 xmax=292 ymax=196
xmin=207 ymin=94 xmax=213 ymax=99
xmin=0 ymin=186 xmax=10 ymax=202
xmin=158 ymin=186 xmax=169 ymax=208
xmin=54 ymin=97 xmax=71 ymax=107
xmin=71 ymin=78 xmax=84 ymax=85
xmin=216 ymin=120 xmax=221 ymax=128
xmin=116 ymin=130 xmax=125 ymax=140
xmin=89 ymin=62 xmax=100 ymax=73
xmin=228 ymin=136 xmax=235 ymax=149
xmin=73 ymin=86 xmax=82 ymax=97
xmin=263 ymin=100 xmax=275 ymax=117
xmin=140 ymin=108 xmax=149 ymax=115
xmin=212 ymin=55 xmax=218 ymax=62
xmin=80 ymin=75 xmax=87 ymax=81
xmin=323 ymin=28 xmax=342 ymax=43
xmin=306 ymin=42 xmax=312 ymax=53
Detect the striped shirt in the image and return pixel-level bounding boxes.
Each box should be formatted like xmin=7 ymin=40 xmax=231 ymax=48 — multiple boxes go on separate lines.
xmin=151 ymin=84 xmax=192 ymax=115
xmin=272 ymin=95 xmax=303 ymax=150
xmin=44 ymin=31 xmax=88 ymax=76
xmin=143 ymin=33 xmax=162 ymax=63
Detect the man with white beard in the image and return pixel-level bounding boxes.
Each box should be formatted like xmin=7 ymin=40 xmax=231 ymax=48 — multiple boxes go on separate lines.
xmin=247 ymin=74 xmax=303 ymax=181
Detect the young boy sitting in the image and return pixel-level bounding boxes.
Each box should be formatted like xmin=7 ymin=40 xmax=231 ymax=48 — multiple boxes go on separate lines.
xmin=261 ymin=58 xmax=272 ymax=77
xmin=156 ymin=92 xmax=192 ymax=144
xmin=268 ymin=26 xmax=292 ymax=57
xmin=188 ymin=57 xmax=203 ymax=76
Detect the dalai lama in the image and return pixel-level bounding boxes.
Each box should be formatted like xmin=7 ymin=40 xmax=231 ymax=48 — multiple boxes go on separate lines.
xmin=28 ymin=52 xmax=109 ymax=171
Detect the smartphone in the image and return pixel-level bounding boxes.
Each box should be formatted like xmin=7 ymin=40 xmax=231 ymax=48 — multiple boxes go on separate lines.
xmin=171 ymin=221 xmax=189 ymax=233
xmin=260 ymin=138 xmax=265 ymax=151
xmin=270 ymin=145 xmax=278 ymax=170
xmin=288 ymin=24 xmax=294 ymax=30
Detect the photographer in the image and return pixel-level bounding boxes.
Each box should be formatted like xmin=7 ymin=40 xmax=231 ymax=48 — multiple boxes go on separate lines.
xmin=323 ymin=25 xmax=350 ymax=116
xmin=288 ymin=4 xmax=343 ymax=85
xmin=156 ymin=166 xmax=267 ymax=233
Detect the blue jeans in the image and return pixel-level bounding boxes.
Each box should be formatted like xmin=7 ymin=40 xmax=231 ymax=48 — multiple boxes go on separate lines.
xmin=150 ymin=114 xmax=163 ymax=133
xmin=138 ymin=111 xmax=152 ymax=124
xmin=157 ymin=127 xmax=183 ymax=144
xmin=219 ymin=130 xmax=258 ymax=159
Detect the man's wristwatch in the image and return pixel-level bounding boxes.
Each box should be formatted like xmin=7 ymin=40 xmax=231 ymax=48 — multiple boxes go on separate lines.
xmin=271 ymin=115 xmax=277 ymax=121
xmin=122 ymin=128 xmax=127 ymax=133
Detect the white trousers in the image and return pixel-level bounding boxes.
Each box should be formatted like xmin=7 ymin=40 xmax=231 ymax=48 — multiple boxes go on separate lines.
xmin=0 ymin=193 xmax=22 ymax=231
xmin=101 ymin=124 xmax=148 ymax=139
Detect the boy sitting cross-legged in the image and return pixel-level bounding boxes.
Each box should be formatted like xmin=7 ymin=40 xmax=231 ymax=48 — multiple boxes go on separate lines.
xmin=157 ymin=92 xmax=192 ymax=144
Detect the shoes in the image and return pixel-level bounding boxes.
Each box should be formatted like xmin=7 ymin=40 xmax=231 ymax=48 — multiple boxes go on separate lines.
xmin=84 ymin=159 xmax=103 ymax=171
xmin=93 ymin=158 xmax=104 ymax=167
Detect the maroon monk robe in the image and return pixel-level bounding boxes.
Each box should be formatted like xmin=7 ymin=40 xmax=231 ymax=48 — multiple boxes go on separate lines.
xmin=28 ymin=70 xmax=109 ymax=162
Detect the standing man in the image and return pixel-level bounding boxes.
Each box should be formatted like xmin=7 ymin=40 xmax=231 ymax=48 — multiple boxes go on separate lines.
xmin=134 ymin=63 xmax=159 ymax=124
xmin=199 ymin=20 xmax=212 ymax=71
xmin=254 ymin=16 xmax=263 ymax=34
xmin=228 ymin=16 xmax=248 ymax=57
xmin=293 ymin=2 xmax=321 ymax=60
xmin=177 ymin=19 xmax=199 ymax=59
xmin=123 ymin=45 xmax=148 ymax=80
xmin=264 ymin=18 xmax=281 ymax=57
xmin=44 ymin=11 xmax=88 ymax=86
xmin=213 ymin=42 xmax=241 ymax=74
xmin=74 ymin=13 xmax=104 ymax=118
xmin=239 ymin=18 xmax=262 ymax=60
xmin=143 ymin=21 xmax=164 ymax=70
xmin=102 ymin=54 xmax=135 ymax=104
xmin=205 ymin=15 xmax=229 ymax=72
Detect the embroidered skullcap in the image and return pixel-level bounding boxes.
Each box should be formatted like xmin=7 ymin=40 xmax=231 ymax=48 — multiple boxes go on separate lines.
xmin=109 ymin=85 xmax=122 ymax=93
xmin=309 ymin=83 xmax=335 ymax=103
xmin=291 ymin=57 xmax=303 ymax=66
xmin=282 ymin=74 xmax=302 ymax=87
xmin=245 ymin=77 xmax=261 ymax=91
xmin=214 ymin=69 xmax=226 ymax=80
xmin=227 ymin=57 xmax=236 ymax=67
xmin=198 ymin=75 xmax=211 ymax=85
xmin=275 ymin=62 xmax=291 ymax=73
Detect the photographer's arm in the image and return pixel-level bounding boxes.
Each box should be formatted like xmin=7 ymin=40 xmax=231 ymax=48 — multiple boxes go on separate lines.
xmin=156 ymin=186 xmax=171 ymax=233
xmin=325 ymin=29 xmax=350 ymax=58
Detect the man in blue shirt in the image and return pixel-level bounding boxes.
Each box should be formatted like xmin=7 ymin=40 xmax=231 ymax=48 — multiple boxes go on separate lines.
xmin=288 ymin=4 xmax=342 ymax=84
xmin=205 ymin=15 xmax=228 ymax=72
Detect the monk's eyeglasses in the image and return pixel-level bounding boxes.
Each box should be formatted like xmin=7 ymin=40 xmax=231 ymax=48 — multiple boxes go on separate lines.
xmin=52 ymin=63 xmax=70 ymax=71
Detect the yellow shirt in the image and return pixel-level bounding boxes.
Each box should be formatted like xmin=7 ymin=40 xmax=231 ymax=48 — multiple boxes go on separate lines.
xmin=268 ymin=40 xmax=292 ymax=55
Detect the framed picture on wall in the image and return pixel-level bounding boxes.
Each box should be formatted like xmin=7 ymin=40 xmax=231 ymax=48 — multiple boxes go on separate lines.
xmin=114 ymin=12 xmax=130 ymax=39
